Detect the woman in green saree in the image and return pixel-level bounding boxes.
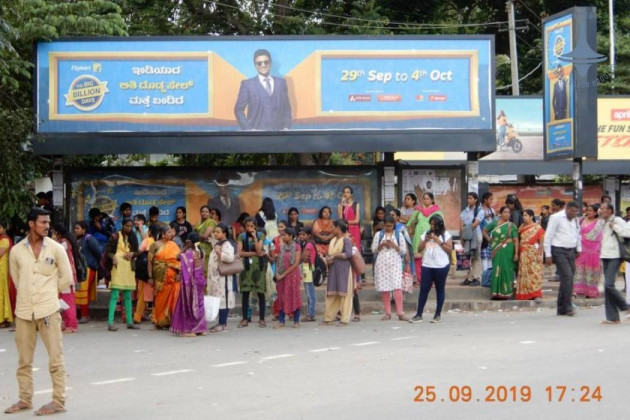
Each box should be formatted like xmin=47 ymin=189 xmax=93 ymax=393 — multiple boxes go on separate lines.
xmin=482 ymin=206 xmax=519 ymax=300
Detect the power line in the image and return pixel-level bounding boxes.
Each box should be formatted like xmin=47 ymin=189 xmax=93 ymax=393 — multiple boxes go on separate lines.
xmin=496 ymin=61 xmax=542 ymax=89
xmin=206 ymin=0 xmax=529 ymax=30
xmin=518 ymin=0 xmax=543 ymax=33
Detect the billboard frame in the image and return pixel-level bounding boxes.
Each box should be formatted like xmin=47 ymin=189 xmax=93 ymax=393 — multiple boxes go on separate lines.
xmin=34 ymin=35 xmax=495 ymax=155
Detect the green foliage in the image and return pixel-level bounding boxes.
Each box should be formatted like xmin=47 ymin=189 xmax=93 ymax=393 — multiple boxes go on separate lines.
xmin=2 ymin=0 xmax=628 ymax=222
xmin=0 ymin=0 xmax=127 ymax=220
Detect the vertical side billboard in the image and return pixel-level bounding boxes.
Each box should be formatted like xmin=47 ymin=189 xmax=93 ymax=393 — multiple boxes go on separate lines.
xmin=543 ymin=13 xmax=574 ymax=159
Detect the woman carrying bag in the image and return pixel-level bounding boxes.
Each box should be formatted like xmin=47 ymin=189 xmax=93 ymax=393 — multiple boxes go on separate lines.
xmin=207 ymin=223 xmax=237 ymax=333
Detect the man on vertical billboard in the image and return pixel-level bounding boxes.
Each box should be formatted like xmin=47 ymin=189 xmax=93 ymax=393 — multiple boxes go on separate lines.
xmin=234 ymin=49 xmax=292 ymax=131
xmin=552 ymin=64 xmax=568 ymax=121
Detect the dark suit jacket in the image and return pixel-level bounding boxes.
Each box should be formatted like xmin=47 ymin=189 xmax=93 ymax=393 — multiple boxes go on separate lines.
xmin=552 ymin=79 xmax=568 ymax=120
xmin=234 ymin=76 xmax=292 ymax=130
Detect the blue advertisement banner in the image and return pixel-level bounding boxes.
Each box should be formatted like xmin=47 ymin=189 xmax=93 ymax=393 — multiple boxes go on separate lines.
xmin=543 ymin=14 xmax=575 ymax=159
xmin=68 ymin=168 xmax=379 ymax=229
xmin=37 ymin=37 xmax=493 ymax=133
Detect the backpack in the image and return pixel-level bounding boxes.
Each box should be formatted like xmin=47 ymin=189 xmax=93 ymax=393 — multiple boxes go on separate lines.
xmin=74 ymin=237 xmax=89 ymax=283
xmin=74 ymin=248 xmax=88 ymax=283
xmin=312 ymin=253 xmax=328 ymax=287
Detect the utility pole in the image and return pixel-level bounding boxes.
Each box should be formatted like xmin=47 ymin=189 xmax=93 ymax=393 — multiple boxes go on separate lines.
xmin=609 ymin=0 xmax=615 ymax=92
xmin=507 ymin=0 xmax=520 ymax=96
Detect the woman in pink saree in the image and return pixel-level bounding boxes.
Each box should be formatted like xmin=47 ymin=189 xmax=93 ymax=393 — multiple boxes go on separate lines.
xmin=337 ymin=186 xmax=362 ymax=253
xmin=574 ymin=204 xmax=605 ymax=298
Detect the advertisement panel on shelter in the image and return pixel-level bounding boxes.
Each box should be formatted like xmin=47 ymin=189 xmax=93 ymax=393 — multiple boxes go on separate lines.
xmin=597 ymin=97 xmax=630 ymax=160
xmin=489 ymin=185 xmax=603 ymax=215
xmin=67 ymin=168 xmax=379 ymax=228
xmin=37 ymin=37 xmax=493 ymax=133
xmin=399 ymin=96 xmax=630 ymax=162
xmin=543 ymin=13 xmax=575 ymax=159
xmin=400 ymin=169 xmax=462 ymax=233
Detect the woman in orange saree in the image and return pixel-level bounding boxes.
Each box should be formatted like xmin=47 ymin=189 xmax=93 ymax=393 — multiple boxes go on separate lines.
xmin=516 ymin=209 xmax=545 ymax=300
xmin=149 ymin=226 xmax=181 ymax=329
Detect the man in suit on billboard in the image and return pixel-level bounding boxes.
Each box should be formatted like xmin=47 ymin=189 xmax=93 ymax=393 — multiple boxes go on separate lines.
xmin=234 ymin=49 xmax=292 ymax=131
xmin=552 ymin=64 xmax=568 ymax=121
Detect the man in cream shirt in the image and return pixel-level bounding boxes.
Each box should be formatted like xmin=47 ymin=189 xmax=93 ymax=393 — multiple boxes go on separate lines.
xmin=5 ymin=208 xmax=73 ymax=416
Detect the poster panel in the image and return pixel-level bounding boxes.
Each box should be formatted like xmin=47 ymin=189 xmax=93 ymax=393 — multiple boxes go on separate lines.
xmin=67 ymin=168 xmax=379 ymax=229
xmin=597 ymin=97 xmax=630 ymax=160
xmin=488 ymin=184 xmax=603 ymax=215
xmin=543 ymin=14 xmax=575 ymax=159
xmin=400 ymin=168 xmax=462 ymax=232
xmin=37 ymin=37 xmax=493 ymax=134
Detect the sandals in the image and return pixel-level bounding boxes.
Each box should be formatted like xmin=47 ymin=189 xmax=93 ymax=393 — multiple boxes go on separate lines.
xmin=398 ymin=314 xmax=411 ymax=322
xmin=273 ymin=323 xmax=285 ymax=329
xmin=237 ymin=320 xmax=249 ymax=328
xmin=209 ymin=325 xmax=227 ymax=333
xmin=302 ymin=316 xmax=316 ymax=322
xmin=34 ymin=401 xmax=66 ymax=416
xmin=259 ymin=320 xmax=267 ymax=328
xmin=4 ymin=401 xmax=32 ymax=414
xmin=352 ymin=316 xmax=360 ymax=322
xmin=600 ymin=320 xmax=620 ymax=325
xmin=381 ymin=314 xmax=391 ymax=321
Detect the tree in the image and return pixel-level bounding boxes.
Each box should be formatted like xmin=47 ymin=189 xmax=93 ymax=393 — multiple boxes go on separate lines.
xmin=0 ymin=0 xmax=127 ymax=220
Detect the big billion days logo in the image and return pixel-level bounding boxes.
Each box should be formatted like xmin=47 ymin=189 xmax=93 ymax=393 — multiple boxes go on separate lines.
xmin=64 ymin=75 xmax=109 ymax=111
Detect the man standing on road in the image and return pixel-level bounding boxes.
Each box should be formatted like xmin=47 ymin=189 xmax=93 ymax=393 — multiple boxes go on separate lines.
xmin=598 ymin=202 xmax=630 ymax=324
xmin=544 ymin=201 xmax=581 ymax=317
xmin=5 ymin=207 xmax=73 ymax=416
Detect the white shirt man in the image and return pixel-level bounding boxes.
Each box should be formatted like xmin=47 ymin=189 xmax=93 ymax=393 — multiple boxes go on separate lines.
xmin=543 ymin=202 xmax=580 ymax=316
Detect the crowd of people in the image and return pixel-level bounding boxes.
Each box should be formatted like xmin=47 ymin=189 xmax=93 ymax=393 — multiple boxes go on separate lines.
xmin=2 ymin=187 xmax=630 ymax=414
xmin=1 ymin=189 xmax=630 ymax=338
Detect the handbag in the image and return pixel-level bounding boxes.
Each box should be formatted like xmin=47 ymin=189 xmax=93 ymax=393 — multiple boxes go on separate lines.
xmin=203 ymin=295 xmax=220 ymax=322
xmin=350 ymin=246 xmax=366 ymax=275
xmin=402 ymin=270 xmax=414 ymax=294
xmin=614 ymin=232 xmax=630 ymax=262
xmin=218 ymin=255 xmax=244 ymax=276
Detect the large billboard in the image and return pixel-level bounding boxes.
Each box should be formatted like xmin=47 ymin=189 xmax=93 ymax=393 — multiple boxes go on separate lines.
xmin=67 ymin=167 xmax=379 ymax=228
xmin=543 ymin=13 xmax=575 ymax=159
xmin=37 ymin=38 xmax=493 ymax=133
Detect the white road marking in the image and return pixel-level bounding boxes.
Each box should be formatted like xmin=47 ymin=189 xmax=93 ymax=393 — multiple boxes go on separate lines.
xmin=391 ymin=336 xmax=417 ymax=341
xmin=519 ymin=341 xmax=536 ymax=344
xmin=352 ymin=341 xmax=380 ymax=347
xmin=151 ymin=369 xmax=193 ymax=376
xmin=310 ymin=347 xmax=341 ymax=353
xmin=259 ymin=354 xmax=295 ymax=362
xmin=91 ymin=378 xmax=135 ymax=385
xmin=34 ymin=387 xmax=72 ymax=395
xmin=212 ymin=361 xmax=248 ymax=368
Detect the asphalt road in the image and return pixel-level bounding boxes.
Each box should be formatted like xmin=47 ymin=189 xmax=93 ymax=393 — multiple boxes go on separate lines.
xmin=1 ymin=306 xmax=627 ymax=420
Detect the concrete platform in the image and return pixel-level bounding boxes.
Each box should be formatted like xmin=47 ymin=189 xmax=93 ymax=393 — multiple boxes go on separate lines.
xmin=86 ymin=264 xmax=617 ymax=319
